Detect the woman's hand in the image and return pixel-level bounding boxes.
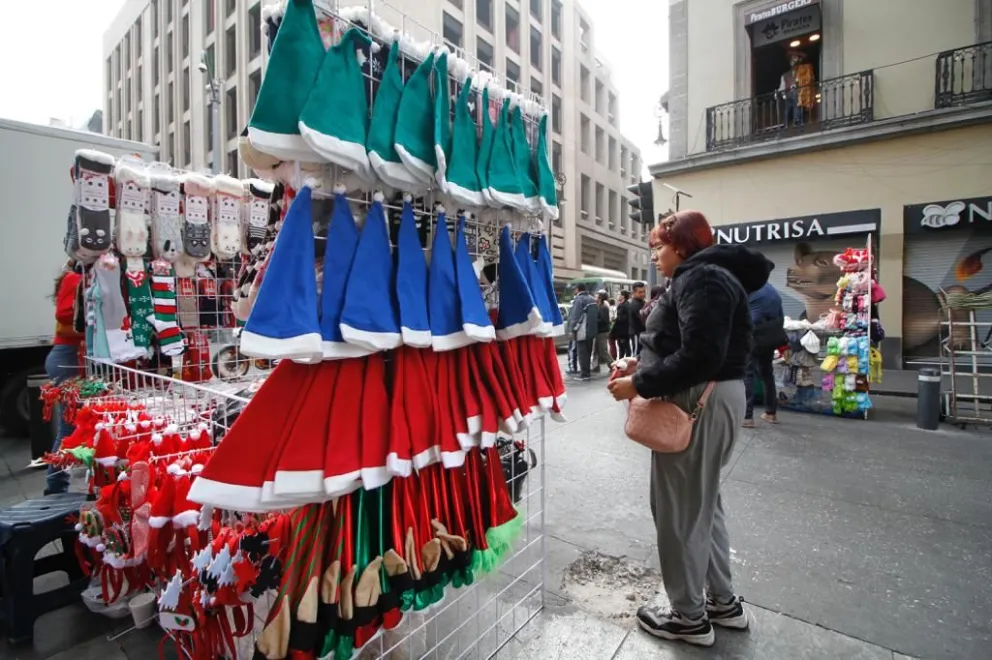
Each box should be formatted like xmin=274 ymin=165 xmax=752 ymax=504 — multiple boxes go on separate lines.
xmin=610 ymin=357 xmax=638 ymax=377
xmin=608 ymin=376 xmax=638 ymax=401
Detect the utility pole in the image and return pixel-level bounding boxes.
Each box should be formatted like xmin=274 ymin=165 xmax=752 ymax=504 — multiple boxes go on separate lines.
xmin=200 ymin=53 xmax=222 ymax=174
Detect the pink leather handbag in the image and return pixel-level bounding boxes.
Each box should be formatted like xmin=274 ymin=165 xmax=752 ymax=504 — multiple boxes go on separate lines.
xmin=624 ymin=382 xmax=716 ymax=453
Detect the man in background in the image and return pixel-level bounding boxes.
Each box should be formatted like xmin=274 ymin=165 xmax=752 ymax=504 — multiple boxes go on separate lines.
xmin=628 ymin=282 xmax=647 ymax=354
xmin=592 ymin=291 xmax=613 ymax=372
xmin=743 ymin=281 xmax=786 ymax=427
xmin=612 ymin=291 xmax=632 ymax=359
xmin=568 ymin=283 xmax=598 ymax=381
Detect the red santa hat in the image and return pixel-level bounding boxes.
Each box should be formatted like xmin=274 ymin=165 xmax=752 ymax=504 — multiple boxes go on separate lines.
xmin=407 ymin=349 xmax=441 ymax=471
xmin=322 ymin=358 xmax=364 ymax=498
xmin=360 ymin=352 xmax=391 ymax=490
xmin=387 ymin=347 xmax=414 ymax=478
xmin=147 ymin=472 xmax=176 ymax=574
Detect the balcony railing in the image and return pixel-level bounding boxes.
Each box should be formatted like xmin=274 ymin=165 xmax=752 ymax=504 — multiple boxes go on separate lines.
xmin=705 ymin=71 xmax=874 ymax=151
xmin=936 ymin=40 xmax=992 ymax=108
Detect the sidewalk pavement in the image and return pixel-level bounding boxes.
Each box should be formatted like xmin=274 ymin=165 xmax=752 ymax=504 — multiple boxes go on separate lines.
xmin=0 ymin=370 xmax=990 ymax=659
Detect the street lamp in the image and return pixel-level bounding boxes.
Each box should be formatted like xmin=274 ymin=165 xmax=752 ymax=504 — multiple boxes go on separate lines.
xmin=200 ymin=53 xmax=222 ymax=174
xmin=653 ymin=93 xmax=668 ymax=147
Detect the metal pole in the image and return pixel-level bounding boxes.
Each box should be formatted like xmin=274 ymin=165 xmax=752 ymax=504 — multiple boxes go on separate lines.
xmin=210 ymin=80 xmax=222 ymax=174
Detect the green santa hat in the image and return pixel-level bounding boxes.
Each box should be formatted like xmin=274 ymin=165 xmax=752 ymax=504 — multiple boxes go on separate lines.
xmin=475 ymin=84 xmax=496 ymax=207
xmin=444 ymin=75 xmax=485 ymax=208
xmin=433 ymin=51 xmax=452 ymax=194
xmin=486 ymin=99 xmax=525 ymax=209
xmin=367 ymin=39 xmax=426 ymax=191
xmin=394 ymin=51 xmax=438 ymax=186
xmin=247 ymin=0 xmax=324 ymax=163
xmin=509 ymin=104 xmax=541 ymax=213
xmin=534 ymin=113 xmax=559 ymax=220
xmin=299 ymin=27 xmax=374 ymax=180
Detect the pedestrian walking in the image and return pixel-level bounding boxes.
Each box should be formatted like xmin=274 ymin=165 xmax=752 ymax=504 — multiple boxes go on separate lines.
xmin=743 ymin=281 xmax=786 ymax=427
xmin=628 ymin=282 xmax=647 ymax=355
xmin=567 ymin=283 xmax=598 ymax=380
xmin=608 ymin=210 xmax=772 ymax=647
xmin=593 ymin=291 xmax=613 ymax=372
xmin=612 ymin=291 xmax=633 ymax=359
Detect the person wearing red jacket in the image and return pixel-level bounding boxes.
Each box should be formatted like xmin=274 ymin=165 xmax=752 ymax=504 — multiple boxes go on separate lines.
xmin=45 ymin=259 xmax=84 ymax=495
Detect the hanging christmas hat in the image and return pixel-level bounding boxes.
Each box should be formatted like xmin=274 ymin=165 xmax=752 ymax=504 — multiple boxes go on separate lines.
xmin=428 ymin=207 xmax=471 ymax=352
xmin=514 ymin=233 xmax=552 ymax=336
xmin=486 ymin=102 xmax=525 ymax=209
xmin=240 ymin=185 xmax=323 ymax=363
xmin=534 ymin=114 xmax=559 ymax=220
xmin=299 ymin=27 xmax=374 ymax=179
xmin=432 ymin=50 xmax=452 ymax=194
xmin=368 ymin=40 xmax=425 ymax=191
xmin=446 ymin=76 xmax=485 ymax=208
xmin=238 ymin=126 xmax=281 ymax=174
xmin=509 ymin=105 xmax=541 ymax=213
xmin=158 ymin=570 xmax=197 ymax=633
xmin=476 ymin=87 xmax=497 ymax=208
xmin=534 ymin=234 xmax=565 ymax=335
xmin=406 ymin=349 xmax=442 ymax=470
xmin=360 ymin=353 xmax=392 ymax=490
xmin=394 ymin=51 xmax=438 ymax=185
xmin=495 ymin=226 xmax=542 ymax=339
xmin=454 ymin=213 xmax=496 ymax=343
xmin=147 ymin=473 xmax=176 ymax=575
xmin=320 ymin=187 xmax=373 ymax=360
xmin=434 ymin=350 xmax=467 ymax=469
xmin=247 ymin=0 xmax=324 ymax=162
xmin=323 ymin=359 xmax=365 ymax=498
xmin=395 ymin=197 xmax=431 ymax=348
xmin=340 ymin=193 xmax=402 ymax=352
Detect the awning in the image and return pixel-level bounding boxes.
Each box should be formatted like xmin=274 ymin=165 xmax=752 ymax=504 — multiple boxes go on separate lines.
xmin=745 ymin=0 xmax=822 ymax=48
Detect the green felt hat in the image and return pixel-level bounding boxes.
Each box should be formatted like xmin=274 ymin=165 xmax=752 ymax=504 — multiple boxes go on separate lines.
xmin=486 ymin=100 xmax=525 ymax=209
xmin=534 ymin=113 xmax=559 ymax=220
xmin=433 ymin=51 xmax=452 ymax=193
xmin=445 ymin=76 xmax=485 ymax=207
xmin=509 ymin=105 xmax=540 ymax=212
xmin=367 ymin=39 xmax=425 ymax=191
xmin=394 ymin=51 xmax=437 ymax=185
xmin=476 ymin=87 xmax=496 ymax=207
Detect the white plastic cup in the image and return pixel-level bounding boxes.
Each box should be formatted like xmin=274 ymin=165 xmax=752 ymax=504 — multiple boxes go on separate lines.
xmin=129 ymin=592 xmax=157 ymax=629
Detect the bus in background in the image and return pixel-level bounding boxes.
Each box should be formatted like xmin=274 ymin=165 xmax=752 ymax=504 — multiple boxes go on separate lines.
xmin=560 ymin=266 xmax=639 ymax=303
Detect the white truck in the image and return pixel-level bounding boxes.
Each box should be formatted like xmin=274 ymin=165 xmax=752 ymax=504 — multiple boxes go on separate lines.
xmin=0 ymin=118 xmax=157 ymax=436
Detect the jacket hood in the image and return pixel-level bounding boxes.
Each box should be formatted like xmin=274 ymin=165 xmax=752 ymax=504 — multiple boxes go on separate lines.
xmin=673 ymin=244 xmax=773 ymax=293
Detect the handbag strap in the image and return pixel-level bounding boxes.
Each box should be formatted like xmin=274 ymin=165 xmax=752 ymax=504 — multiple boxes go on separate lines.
xmin=690 ymin=382 xmax=717 ymax=421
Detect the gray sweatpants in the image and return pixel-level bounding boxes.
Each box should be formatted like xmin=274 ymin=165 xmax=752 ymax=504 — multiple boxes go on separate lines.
xmin=648 ymin=379 xmax=746 ymax=619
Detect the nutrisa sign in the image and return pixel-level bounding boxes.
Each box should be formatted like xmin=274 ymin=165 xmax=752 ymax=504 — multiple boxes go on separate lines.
xmin=713 ymin=210 xmax=880 ymax=245
xmin=903 ymin=196 xmax=992 ymax=233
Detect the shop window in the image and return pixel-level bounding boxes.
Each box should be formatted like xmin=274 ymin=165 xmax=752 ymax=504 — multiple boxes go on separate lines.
xmin=505 ymin=5 xmax=520 ymax=53
xmin=443 ymin=12 xmax=463 ymax=50
xmin=477 ymin=0 xmax=492 ymax=32
xmin=477 ymin=37 xmax=493 ymax=70
xmin=530 ymin=26 xmax=542 ymax=70
xmin=551 ymin=46 xmax=561 ymax=86
xmin=249 ymin=4 xmax=262 ymax=58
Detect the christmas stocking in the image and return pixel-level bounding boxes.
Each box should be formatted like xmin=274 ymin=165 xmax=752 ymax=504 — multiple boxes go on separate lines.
xmin=125 ymin=267 xmax=156 ymax=355
xmin=181 ymin=330 xmax=213 ymax=382
xmin=181 ymin=173 xmax=215 ymax=261
xmin=212 ymin=175 xmax=244 ymax=260
xmin=114 ymin=160 xmax=151 ymax=259
xmin=74 ymin=149 xmax=115 ymax=258
xmin=176 ymin=276 xmax=200 ymax=329
xmin=148 ymin=259 xmax=186 ymax=357
xmin=150 ymin=169 xmax=183 ymax=262
xmin=93 ymin=255 xmax=147 ymax=363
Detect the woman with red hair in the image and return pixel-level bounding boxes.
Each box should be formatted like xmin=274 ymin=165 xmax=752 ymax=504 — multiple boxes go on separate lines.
xmin=608 ymin=210 xmax=772 ymax=647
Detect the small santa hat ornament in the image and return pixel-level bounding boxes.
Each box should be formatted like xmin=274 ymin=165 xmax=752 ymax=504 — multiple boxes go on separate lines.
xmin=510 ymin=105 xmax=541 ymax=213
xmin=173 ymin=467 xmax=205 ymax=557
xmin=247 ymin=0 xmax=324 ymax=162
xmin=486 ymin=102 xmax=526 ymax=210
xmin=534 ymin=113 xmax=560 ymax=220
xmin=395 ymin=197 xmax=431 ymax=348
xmin=394 ymin=51 xmax=438 ymax=185
xmin=429 ymin=208 xmax=471 ymax=352
xmin=92 ymin=427 xmax=119 ymax=487
xmin=454 ymin=213 xmax=496 ymax=343
xmin=319 ymin=186 xmax=373 ymax=360
xmin=240 ymin=185 xmax=322 ymax=363
xmin=495 ymin=226 xmax=542 ymax=339
xmin=368 ymin=41 xmax=425 ymax=191
xmin=446 ymin=77 xmax=486 ymax=208
xmin=299 ymin=27 xmax=374 ymax=179
xmin=340 ymin=193 xmax=402 ymax=352
xmin=432 ymin=50 xmax=452 ymax=193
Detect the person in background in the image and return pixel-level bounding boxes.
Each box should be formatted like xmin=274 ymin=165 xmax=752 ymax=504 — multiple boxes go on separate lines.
xmin=608 ymin=210 xmax=772 ymax=647
xmin=612 ymin=291 xmax=633 ymax=359
xmin=607 ymin=297 xmax=618 ymax=360
xmin=640 ymin=285 xmax=667 ymax=325
xmin=743 ymin=281 xmax=785 ymax=427
xmin=45 ymin=259 xmax=84 ymax=495
xmin=567 ymin=283 xmax=598 ymax=381
xmin=593 ymin=291 xmax=613 ymax=372
xmin=629 ymin=281 xmax=647 ymax=354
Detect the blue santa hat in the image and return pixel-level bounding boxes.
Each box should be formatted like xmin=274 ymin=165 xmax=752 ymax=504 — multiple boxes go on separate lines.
xmin=320 ymin=186 xmax=373 ymax=360
xmin=514 ymin=232 xmax=553 ymax=336
xmin=454 ymin=213 xmax=495 ymax=342
xmin=340 ymin=193 xmax=402 ymax=351
xmin=535 ymin=234 xmax=565 ymax=335
xmin=240 ymin=186 xmax=322 ymax=362
xmin=429 ymin=207 xmax=472 ymax=352
xmin=395 ymin=196 xmax=431 ymax=348
xmin=495 ymin=225 xmax=543 ymax=340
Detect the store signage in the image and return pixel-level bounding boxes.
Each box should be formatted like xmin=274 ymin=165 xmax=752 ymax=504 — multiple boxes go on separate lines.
xmin=713 ymin=209 xmax=880 ymax=245
xmin=903 ymin=196 xmax=992 ymax=234
xmin=750 ymin=5 xmax=822 ymax=47
xmin=745 ymin=0 xmax=819 ymax=26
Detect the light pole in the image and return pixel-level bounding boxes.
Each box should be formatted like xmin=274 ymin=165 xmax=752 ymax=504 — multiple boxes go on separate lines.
xmin=199 ymin=53 xmax=222 ymax=174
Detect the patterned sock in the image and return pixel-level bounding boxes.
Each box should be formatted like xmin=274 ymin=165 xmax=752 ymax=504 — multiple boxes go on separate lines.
xmin=147 ymin=261 xmax=186 ymax=357
xmin=125 ymin=266 xmax=156 ymax=353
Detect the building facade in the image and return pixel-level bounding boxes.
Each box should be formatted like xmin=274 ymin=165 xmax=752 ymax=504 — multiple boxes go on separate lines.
xmin=652 ymin=0 xmax=992 ymax=369
xmin=102 ymin=0 xmax=648 ymax=283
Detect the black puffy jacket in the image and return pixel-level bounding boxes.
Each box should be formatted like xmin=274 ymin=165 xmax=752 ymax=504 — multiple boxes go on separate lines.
xmin=632 ymin=245 xmax=773 ymax=399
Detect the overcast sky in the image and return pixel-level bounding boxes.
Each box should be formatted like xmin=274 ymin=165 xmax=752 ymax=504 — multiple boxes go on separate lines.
xmin=0 ymin=0 xmax=668 ymax=172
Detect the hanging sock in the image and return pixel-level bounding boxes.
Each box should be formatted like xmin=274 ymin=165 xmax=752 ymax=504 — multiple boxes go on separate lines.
xmin=476 ymin=87 xmax=497 ymax=208
xmin=486 ymin=102 xmax=526 ymax=210
xmin=432 ymin=51 xmax=453 ymax=194
xmin=454 ymin=213 xmax=496 ymax=343
xmin=124 ymin=267 xmax=155 ymax=357
xmin=149 ymin=170 xmax=183 ymax=262
xmin=299 ymin=27 xmax=374 ymax=179
xmin=509 ymin=105 xmax=541 ymax=213
xmin=211 ymin=175 xmax=245 ymax=259
xmin=340 ymin=193 xmax=402 ymax=351
xmin=394 ymin=52 xmax=438 ymax=185
xmin=113 ymin=160 xmax=151 ymax=259
xmin=495 ymin=226 xmax=542 ymax=339
xmin=243 ymin=178 xmax=274 ymax=256
xmin=147 ymin=260 xmax=186 ymax=358
xmin=240 ymin=186 xmax=323 ymax=363
xmin=446 ymin=77 xmax=486 ymax=208
xmin=534 ymin=113 xmax=560 ymax=220
xmin=74 ymin=149 xmax=115 ymax=259
xmin=93 ymin=257 xmax=146 ymax=363
xmin=247 ymin=0 xmax=325 ymax=162
xmin=368 ymin=40 xmax=425 ymax=191
xmin=180 ymin=173 xmax=215 ymax=262
xmin=395 ymin=197 xmax=431 ymax=348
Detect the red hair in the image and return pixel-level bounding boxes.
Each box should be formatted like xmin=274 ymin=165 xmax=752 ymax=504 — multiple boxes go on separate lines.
xmin=651 ymin=210 xmax=714 ymax=258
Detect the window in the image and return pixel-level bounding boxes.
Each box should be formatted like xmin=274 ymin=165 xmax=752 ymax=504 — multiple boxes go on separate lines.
xmin=608 ymin=136 xmax=616 ymax=169
xmin=595 ymin=183 xmax=604 ymax=225
xmin=595 ymin=80 xmax=604 ymax=114
xmin=551 ymin=0 xmax=561 ymax=39
xmin=106 ymin=57 xmax=112 ymax=90
xmin=580 ymin=175 xmax=590 ymax=216
xmin=449 ymin=0 xmax=463 ymax=7
xmin=152 ymin=48 xmax=159 ymax=85
xmin=551 ymin=95 xmax=561 ymax=132
xmin=579 ymin=18 xmax=590 ymax=51
xmin=126 ymin=118 xmax=132 ymax=140
xmin=610 ymin=190 xmax=619 ymax=231
xmin=225 ymin=26 xmax=237 ymax=77
xmin=205 ymin=0 xmax=215 ymax=35
xmin=595 ymin=126 xmax=604 ymax=163
xmin=183 ymin=121 xmax=191 ymax=167
xmin=580 ymin=66 xmax=590 ymax=102
xmin=227 ymin=149 xmax=239 ymax=177
xmin=551 ymin=47 xmax=561 ymax=86
xmin=205 ymin=102 xmax=214 ymax=156
xmin=580 ymin=114 xmax=589 ymax=154
xmin=249 ymin=69 xmax=262 ymax=110
xmin=505 ymin=5 xmax=519 ymax=53
xmin=620 ymin=145 xmax=628 ymax=175
xmin=226 ymin=86 xmax=238 ymax=139
xmin=182 ymin=67 xmax=189 ymax=112
xmin=205 ymin=45 xmax=215 ymax=78
xmin=153 ymin=92 xmax=160 ymax=135
xmin=137 ymin=109 xmax=143 ymax=141
xmin=166 ymin=32 xmax=173 ymax=73
xmin=608 ymin=92 xmax=617 ymax=123
xmin=530 ymin=26 xmax=542 ymax=69
xmin=167 ymin=80 xmax=174 ymax=124
xmin=530 ymin=0 xmax=543 ymax=21
xmin=249 ymin=4 xmax=262 ymax=58
xmin=124 ymin=34 xmax=130 ymax=63
xmin=151 ymin=0 xmax=158 ymax=38
xmin=166 ymin=0 xmax=173 ymax=24
xmin=181 ymin=13 xmax=189 ymax=59
xmin=136 ymin=65 xmax=142 ymax=104
xmin=476 ymin=0 xmax=492 ymax=32
xmin=135 ymin=18 xmax=142 ymax=55
xmin=167 ymin=127 xmax=174 ymax=163
xmin=226 ymin=0 xmax=236 ymax=17
xmin=506 ymin=59 xmax=520 ymax=88
xmin=477 ymin=38 xmax=493 ymax=70
xmin=552 ymin=141 xmax=562 ymax=173
xmin=442 ymin=12 xmax=463 ymax=49
xmin=530 ymin=77 xmax=542 ymax=98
